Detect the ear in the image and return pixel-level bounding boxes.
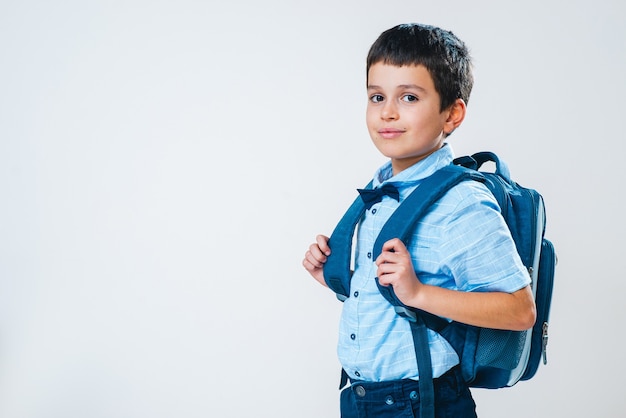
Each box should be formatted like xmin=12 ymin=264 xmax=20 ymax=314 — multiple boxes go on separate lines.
xmin=443 ymin=99 xmax=467 ymax=136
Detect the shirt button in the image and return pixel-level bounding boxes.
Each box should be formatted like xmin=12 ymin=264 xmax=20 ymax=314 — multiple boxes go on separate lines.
xmin=367 ymin=252 xmax=372 ymax=259
xmin=350 ymin=333 xmax=356 ymax=340
xmin=353 ymin=291 xmax=359 ymax=298
xmin=371 ymin=209 xmax=377 ymax=214
xmin=354 ymin=371 xmax=361 ymax=377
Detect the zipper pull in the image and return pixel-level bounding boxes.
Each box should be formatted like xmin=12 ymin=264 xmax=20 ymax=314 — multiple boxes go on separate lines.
xmin=541 ymin=322 xmax=549 ymax=365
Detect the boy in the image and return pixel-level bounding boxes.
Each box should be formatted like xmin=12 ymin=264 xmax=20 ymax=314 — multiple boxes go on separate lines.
xmin=302 ymin=23 xmax=536 ymax=417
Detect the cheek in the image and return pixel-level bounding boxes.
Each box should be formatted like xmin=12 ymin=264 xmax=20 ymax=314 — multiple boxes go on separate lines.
xmin=365 ymin=111 xmax=376 ymax=130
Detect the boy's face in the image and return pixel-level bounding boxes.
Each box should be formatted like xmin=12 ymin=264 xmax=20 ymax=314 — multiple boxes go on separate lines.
xmin=366 ymin=63 xmax=460 ymax=175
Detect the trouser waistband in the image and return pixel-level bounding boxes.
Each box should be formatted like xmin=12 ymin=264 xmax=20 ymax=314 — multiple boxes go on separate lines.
xmin=345 ymin=366 xmax=462 ymax=403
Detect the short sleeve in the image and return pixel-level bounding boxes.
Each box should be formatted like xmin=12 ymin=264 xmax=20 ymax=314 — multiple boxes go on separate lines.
xmin=436 ymin=181 xmax=531 ymax=293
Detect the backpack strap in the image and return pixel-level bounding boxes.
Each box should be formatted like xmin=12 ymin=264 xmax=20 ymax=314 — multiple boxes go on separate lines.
xmin=323 ymin=181 xmax=372 ymax=301
xmin=372 ymin=164 xmax=484 ymax=418
xmin=456 ymin=151 xmax=512 ymax=184
xmin=411 ymin=316 xmax=435 ymax=418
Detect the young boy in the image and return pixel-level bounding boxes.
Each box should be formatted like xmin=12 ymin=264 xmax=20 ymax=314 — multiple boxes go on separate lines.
xmin=302 ymin=23 xmax=536 ymax=417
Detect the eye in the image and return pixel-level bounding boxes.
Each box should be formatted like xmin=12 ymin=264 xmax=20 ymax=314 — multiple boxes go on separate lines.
xmin=401 ymin=94 xmax=418 ymax=102
xmin=369 ymin=94 xmax=384 ymax=103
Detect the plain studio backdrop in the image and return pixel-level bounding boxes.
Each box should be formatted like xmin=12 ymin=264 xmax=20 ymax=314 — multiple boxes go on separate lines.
xmin=0 ymin=0 xmax=623 ymax=417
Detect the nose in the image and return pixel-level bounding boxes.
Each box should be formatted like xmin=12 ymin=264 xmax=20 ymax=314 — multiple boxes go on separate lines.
xmin=381 ymin=100 xmax=398 ymax=120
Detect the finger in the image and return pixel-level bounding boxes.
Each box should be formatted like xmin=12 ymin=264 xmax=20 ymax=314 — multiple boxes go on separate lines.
xmin=308 ymin=242 xmax=328 ymax=262
xmin=381 ymin=238 xmax=407 ymax=254
xmin=376 ymin=269 xmax=394 ymax=286
xmin=376 ymin=249 xmax=403 ymax=267
xmin=316 ymin=234 xmax=331 ymax=256
xmin=302 ymin=257 xmax=321 ymax=272
xmin=304 ymin=249 xmax=328 ymax=269
xmin=377 ymin=261 xmax=395 ymax=277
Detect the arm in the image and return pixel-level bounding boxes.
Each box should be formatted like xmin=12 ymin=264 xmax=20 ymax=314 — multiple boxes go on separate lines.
xmin=302 ymin=234 xmax=331 ymax=288
xmin=376 ymin=238 xmax=536 ymax=331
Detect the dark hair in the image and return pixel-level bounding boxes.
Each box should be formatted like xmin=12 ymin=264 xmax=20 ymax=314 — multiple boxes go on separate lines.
xmin=366 ymin=23 xmax=474 ymax=112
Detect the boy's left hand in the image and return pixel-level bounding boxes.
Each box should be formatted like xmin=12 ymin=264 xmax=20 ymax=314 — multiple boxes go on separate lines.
xmin=375 ymin=238 xmax=422 ymax=307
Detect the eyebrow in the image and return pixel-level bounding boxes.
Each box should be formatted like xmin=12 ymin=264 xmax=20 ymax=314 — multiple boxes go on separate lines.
xmin=367 ymin=84 xmax=427 ymax=92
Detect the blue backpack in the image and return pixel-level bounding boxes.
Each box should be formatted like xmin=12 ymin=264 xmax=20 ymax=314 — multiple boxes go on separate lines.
xmin=323 ymin=152 xmax=556 ymax=418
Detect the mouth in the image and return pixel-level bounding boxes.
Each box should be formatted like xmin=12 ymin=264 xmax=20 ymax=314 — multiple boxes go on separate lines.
xmin=378 ymin=128 xmax=406 ymax=139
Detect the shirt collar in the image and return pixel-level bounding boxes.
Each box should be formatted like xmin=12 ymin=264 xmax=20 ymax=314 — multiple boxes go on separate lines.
xmin=373 ymin=143 xmax=455 ymax=188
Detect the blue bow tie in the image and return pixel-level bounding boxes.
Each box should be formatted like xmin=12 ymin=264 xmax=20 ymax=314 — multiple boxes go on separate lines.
xmin=357 ymin=183 xmax=400 ymax=209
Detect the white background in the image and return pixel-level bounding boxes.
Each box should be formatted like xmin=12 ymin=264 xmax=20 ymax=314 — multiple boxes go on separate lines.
xmin=1 ymin=0 xmax=624 ymax=417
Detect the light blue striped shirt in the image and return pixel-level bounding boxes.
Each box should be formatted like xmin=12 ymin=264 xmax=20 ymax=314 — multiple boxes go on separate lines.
xmin=337 ymin=144 xmax=530 ymax=382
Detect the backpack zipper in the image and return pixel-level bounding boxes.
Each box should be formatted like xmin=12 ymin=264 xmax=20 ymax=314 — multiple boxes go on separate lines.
xmin=541 ymin=321 xmax=549 ymax=365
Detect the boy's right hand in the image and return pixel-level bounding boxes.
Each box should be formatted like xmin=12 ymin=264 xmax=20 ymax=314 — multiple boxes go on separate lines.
xmin=302 ymin=234 xmax=331 ymax=287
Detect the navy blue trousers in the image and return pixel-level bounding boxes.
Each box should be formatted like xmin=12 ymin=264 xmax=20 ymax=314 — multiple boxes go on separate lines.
xmin=340 ymin=367 xmax=477 ymax=418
